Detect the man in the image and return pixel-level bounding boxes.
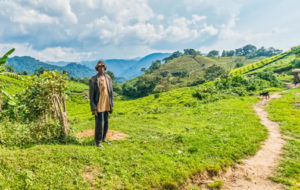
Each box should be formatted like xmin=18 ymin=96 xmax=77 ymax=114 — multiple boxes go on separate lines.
xmin=89 ymin=61 xmax=114 ymax=149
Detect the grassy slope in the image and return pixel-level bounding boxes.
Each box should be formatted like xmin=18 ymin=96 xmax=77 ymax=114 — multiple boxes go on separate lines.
xmin=0 ymin=74 xmax=25 ymax=95
xmin=266 ymin=87 xmax=300 ymax=189
xmin=123 ymin=55 xmax=266 ymax=92
xmin=247 ymin=54 xmax=295 ymax=75
xmin=0 ymin=78 xmax=268 ymax=189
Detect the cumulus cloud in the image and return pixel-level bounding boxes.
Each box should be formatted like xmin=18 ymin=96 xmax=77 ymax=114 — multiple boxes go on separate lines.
xmin=0 ymin=0 xmax=299 ymax=61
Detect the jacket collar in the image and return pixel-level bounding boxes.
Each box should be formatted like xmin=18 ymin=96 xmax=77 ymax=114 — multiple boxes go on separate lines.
xmin=92 ymin=74 xmax=109 ymax=83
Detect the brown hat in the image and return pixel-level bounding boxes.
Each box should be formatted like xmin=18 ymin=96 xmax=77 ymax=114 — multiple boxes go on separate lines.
xmin=95 ymin=61 xmax=106 ymax=71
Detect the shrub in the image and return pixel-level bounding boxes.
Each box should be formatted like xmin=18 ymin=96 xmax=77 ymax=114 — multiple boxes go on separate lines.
xmin=188 ymin=78 xmax=206 ymax=86
xmin=193 ymin=73 xmax=281 ymax=103
xmin=291 ymin=58 xmax=300 ymax=68
xmin=204 ymin=65 xmax=226 ymax=81
xmin=160 ymin=71 xmax=169 ymax=77
xmin=0 ymin=118 xmax=65 ymax=147
xmin=171 ymin=70 xmax=189 ymax=77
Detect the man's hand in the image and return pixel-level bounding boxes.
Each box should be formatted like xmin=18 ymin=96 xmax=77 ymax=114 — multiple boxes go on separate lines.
xmin=92 ymin=110 xmax=98 ymax=116
xmin=109 ymin=108 xmax=113 ymax=114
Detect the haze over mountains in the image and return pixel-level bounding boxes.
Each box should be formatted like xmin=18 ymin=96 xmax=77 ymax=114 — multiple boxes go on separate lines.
xmin=7 ymin=53 xmax=170 ymax=81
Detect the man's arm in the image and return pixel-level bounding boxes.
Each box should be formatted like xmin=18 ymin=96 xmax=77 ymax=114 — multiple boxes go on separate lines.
xmin=106 ymin=75 xmax=114 ymax=113
xmin=89 ymin=78 xmax=97 ymax=113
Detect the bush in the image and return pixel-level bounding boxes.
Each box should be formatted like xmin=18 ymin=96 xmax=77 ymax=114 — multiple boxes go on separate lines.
xmin=193 ymin=73 xmax=281 ymax=103
xmin=188 ymin=78 xmax=206 ymax=86
xmin=204 ymin=65 xmax=227 ymax=81
xmin=291 ymin=58 xmax=300 ymax=68
xmin=171 ymin=70 xmax=189 ymax=77
xmin=160 ymin=71 xmax=169 ymax=77
xmin=122 ymin=75 xmax=162 ymax=98
xmin=0 ymin=118 xmax=65 ymax=147
xmin=256 ymin=71 xmax=281 ymax=87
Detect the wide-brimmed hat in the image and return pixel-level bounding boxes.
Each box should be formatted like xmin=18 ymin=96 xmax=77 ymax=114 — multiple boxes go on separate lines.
xmin=95 ymin=61 xmax=106 ymax=71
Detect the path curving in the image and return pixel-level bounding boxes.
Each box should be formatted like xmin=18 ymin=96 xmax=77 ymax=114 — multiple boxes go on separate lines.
xmin=221 ymin=93 xmax=285 ymax=190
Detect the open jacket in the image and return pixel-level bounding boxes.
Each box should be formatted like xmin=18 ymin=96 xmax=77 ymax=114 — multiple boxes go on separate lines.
xmin=89 ymin=74 xmax=114 ymax=113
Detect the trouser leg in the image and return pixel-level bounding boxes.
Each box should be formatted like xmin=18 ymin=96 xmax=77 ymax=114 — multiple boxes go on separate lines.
xmin=95 ymin=113 xmax=104 ymax=144
xmin=102 ymin=111 xmax=109 ymax=141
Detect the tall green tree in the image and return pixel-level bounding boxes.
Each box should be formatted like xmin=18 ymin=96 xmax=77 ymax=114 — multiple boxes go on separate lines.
xmin=183 ymin=49 xmax=201 ymax=56
xmin=142 ymin=60 xmax=162 ymax=74
xmin=242 ymin=44 xmax=257 ymax=55
xmin=207 ymin=50 xmax=219 ymax=57
xmin=163 ymin=51 xmax=183 ymax=62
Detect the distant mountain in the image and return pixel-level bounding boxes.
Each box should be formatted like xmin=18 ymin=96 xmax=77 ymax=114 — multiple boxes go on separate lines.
xmin=7 ymin=53 xmax=171 ymax=81
xmin=79 ymin=59 xmax=139 ymax=78
xmin=47 ymin=53 xmax=171 ymax=80
xmin=122 ymin=53 xmax=171 ymax=79
xmin=46 ymin=61 xmax=70 ymax=66
xmin=7 ymin=56 xmax=94 ymax=78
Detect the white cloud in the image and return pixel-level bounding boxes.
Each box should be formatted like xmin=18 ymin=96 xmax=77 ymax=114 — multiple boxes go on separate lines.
xmin=0 ymin=1 xmax=57 ymax=25
xmin=101 ymin=0 xmax=153 ymax=23
xmin=0 ymin=0 xmax=299 ymax=61
xmin=0 ymin=43 xmax=98 ymax=62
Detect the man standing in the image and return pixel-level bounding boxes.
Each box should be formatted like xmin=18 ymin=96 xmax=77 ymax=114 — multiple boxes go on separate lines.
xmin=89 ymin=61 xmax=114 ymax=149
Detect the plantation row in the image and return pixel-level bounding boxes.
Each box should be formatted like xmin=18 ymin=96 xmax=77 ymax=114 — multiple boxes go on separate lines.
xmin=229 ymin=51 xmax=292 ymax=76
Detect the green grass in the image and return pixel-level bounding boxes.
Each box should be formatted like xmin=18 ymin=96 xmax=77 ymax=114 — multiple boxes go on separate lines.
xmin=67 ymin=81 xmax=89 ymax=92
xmin=0 ymin=74 xmax=26 ymax=95
xmin=266 ymin=87 xmax=300 ymax=189
xmin=0 ymin=80 xmax=269 ymax=189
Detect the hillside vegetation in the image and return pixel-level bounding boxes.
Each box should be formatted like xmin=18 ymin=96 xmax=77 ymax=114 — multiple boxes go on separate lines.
xmin=231 ymin=45 xmax=300 ymax=77
xmin=1 ymin=73 xmax=270 ymax=189
xmin=120 ymin=45 xmax=300 ymax=99
xmin=121 ymin=55 xmax=266 ymax=98
xmin=0 ymin=45 xmax=299 ymax=189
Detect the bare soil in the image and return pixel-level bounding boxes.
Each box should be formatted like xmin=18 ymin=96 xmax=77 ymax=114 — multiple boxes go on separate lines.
xmin=76 ymin=129 xmax=128 ymax=141
xmin=82 ymin=165 xmax=101 ymax=189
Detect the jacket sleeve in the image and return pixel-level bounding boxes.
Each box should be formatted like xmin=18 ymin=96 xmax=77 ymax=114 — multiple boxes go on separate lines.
xmin=109 ymin=77 xmax=114 ymax=107
xmin=89 ymin=78 xmax=97 ymax=112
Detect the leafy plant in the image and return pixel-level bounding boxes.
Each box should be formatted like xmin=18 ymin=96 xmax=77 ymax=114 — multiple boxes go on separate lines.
xmin=2 ymin=71 xmax=69 ymax=136
xmin=0 ymin=48 xmax=16 ymax=112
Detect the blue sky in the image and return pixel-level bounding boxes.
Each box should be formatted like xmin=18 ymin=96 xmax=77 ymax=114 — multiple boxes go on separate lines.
xmin=0 ymin=0 xmax=299 ymax=61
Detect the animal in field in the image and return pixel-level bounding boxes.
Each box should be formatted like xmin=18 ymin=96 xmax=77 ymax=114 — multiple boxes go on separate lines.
xmin=260 ymin=91 xmax=270 ymax=100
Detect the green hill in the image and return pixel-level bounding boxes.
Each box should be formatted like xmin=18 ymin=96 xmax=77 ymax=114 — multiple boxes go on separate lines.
xmin=121 ymin=55 xmax=267 ymax=98
xmin=121 ymin=45 xmax=300 ymax=99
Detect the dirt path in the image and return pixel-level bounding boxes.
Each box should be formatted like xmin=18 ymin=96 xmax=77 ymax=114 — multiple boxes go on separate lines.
xmin=221 ymin=93 xmax=285 ymax=190
xmin=76 ymin=129 xmax=128 ymax=141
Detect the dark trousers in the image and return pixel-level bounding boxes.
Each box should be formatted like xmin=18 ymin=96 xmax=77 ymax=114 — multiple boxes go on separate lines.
xmin=95 ymin=111 xmax=109 ymax=144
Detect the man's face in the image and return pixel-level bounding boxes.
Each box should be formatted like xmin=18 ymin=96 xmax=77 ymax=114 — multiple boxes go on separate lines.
xmin=97 ymin=66 xmax=105 ymax=73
